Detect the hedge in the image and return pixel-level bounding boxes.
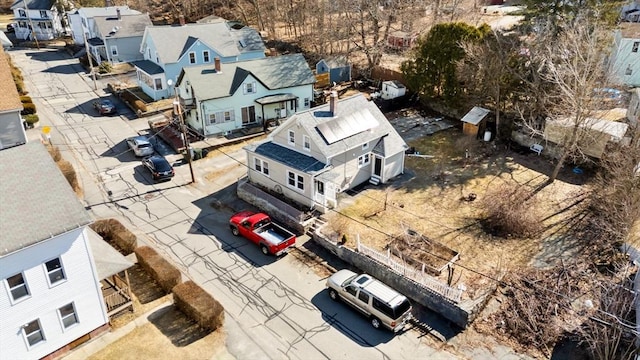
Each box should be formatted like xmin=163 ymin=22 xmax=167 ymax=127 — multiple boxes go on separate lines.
xmin=133 ymin=99 xmax=148 ymax=112
xmin=21 ymin=102 xmax=36 ymax=115
xmin=173 ymin=281 xmax=225 ymax=331
xmin=20 ymin=95 xmax=32 ymax=103
xmin=90 ymin=218 xmax=137 ymax=255
xmin=134 ymin=246 xmax=182 ymax=293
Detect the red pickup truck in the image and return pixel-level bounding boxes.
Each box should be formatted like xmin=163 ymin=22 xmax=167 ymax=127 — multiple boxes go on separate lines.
xmin=229 ymin=211 xmax=296 ymax=256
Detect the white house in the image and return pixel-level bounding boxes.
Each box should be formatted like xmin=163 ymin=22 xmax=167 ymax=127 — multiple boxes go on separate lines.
xmin=609 ymin=22 xmax=640 ymax=87
xmin=10 ymin=0 xmax=66 ymax=41
xmin=381 ymin=80 xmax=406 ymax=100
xmin=0 ymin=46 xmax=26 ymax=150
xmin=0 ymin=142 xmax=132 ymax=359
xmin=175 ymin=53 xmax=315 ymax=137
xmin=66 ymin=6 xmax=141 ymax=46
xmin=244 ymin=93 xmax=408 ymax=213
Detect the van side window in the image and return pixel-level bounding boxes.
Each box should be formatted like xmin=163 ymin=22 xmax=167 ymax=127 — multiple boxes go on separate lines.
xmin=372 ymin=297 xmax=394 ymax=318
xmin=345 ymin=285 xmax=357 ymax=296
xmin=358 ymin=291 xmax=370 ymax=304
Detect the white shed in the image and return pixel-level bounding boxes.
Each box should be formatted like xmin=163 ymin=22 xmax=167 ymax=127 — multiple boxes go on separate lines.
xmin=381 ymin=80 xmax=406 ymax=100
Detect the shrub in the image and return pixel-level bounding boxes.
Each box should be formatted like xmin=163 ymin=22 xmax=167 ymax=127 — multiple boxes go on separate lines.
xmin=57 ymin=159 xmax=80 ymax=193
xmin=98 ymin=62 xmax=112 ymax=74
xmin=46 ymin=145 xmax=62 ymax=162
xmin=23 ymin=114 xmax=39 ymax=127
xmin=133 ymin=99 xmax=148 ymax=112
xmin=21 ymin=102 xmax=36 ymax=115
xmin=173 ymin=281 xmax=225 ymax=331
xmin=20 ymin=95 xmax=32 ymax=103
xmin=134 ymin=246 xmax=182 ymax=293
xmin=480 ymin=184 xmax=540 ymax=238
xmin=90 ymin=218 xmax=137 ymax=255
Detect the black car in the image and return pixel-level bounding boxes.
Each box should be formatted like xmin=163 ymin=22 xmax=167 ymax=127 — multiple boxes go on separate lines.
xmin=92 ymin=98 xmax=117 ymax=115
xmin=142 ymin=155 xmax=174 ymax=181
xmin=6 ymin=23 xmax=16 ymax=33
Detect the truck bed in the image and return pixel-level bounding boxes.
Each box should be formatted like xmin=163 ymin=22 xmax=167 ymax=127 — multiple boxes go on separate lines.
xmin=255 ymin=224 xmax=293 ymax=246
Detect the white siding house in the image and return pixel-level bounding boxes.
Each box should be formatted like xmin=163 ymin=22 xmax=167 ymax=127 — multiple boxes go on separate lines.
xmin=0 ymin=142 xmax=111 ymax=360
xmin=176 ymin=54 xmax=315 ymax=137
xmin=244 ymin=93 xmax=408 ymax=213
xmin=67 ymin=6 xmax=141 ymax=46
xmin=609 ymin=22 xmax=640 ymax=87
xmin=10 ymin=0 xmax=66 ymax=41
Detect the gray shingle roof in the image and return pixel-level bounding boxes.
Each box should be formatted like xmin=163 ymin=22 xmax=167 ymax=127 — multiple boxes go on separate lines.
xmin=248 ymin=142 xmax=326 ymax=173
xmin=145 ymin=22 xmax=265 ymax=64
xmin=94 ymin=13 xmax=152 ymax=38
xmin=74 ymin=6 xmax=140 ymax=18
xmin=132 ymin=59 xmax=164 ymax=75
xmin=180 ymin=54 xmax=315 ymax=100
xmin=322 ymin=55 xmax=350 ymax=69
xmin=286 ymin=93 xmax=407 ymax=159
xmin=0 ymin=142 xmax=93 ymax=257
xmin=88 ymin=228 xmax=133 ymax=280
xmin=11 ymin=0 xmax=54 ymax=10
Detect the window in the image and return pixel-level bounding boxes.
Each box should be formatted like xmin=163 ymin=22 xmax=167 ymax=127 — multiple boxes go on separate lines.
xmin=254 ymin=158 xmax=269 ymax=176
xmin=626 ymin=65 xmax=633 ymax=76
xmin=207 ymin=113 xmax=216 ymax=125
xmin=59 ymin=303 xmax=78 ymax=329
xmin=241 ymin=106 xmax=256 ymax=124
xmin=358 ymin=291 xmax=370 ymax=303
xmin=288 ymin=130 xmax=295 ymax=145
xmin=19 ymin=9 xmax=26 ymax=17
xmin=244 ymin=82 xmax=256 ymax=94
xmin=23 ymin=319 xmax=44 ymax=346
xmin=7 ymin=273 xmax=29 ymax=301
xmin=224 ymin=111 xmax=231 ymax=122
xmin=633 ymin=42 xmax=639 ymax=53
xmin=110 ymin=46 xmax=118 ymax=56
xmin=362 ymin=142 xmax=369 ymax=150
xmin=154 ymin=78 xmax=163 ymax=90
xmin=207 ymin=110 xmax=234 ymax=125
xmin=358 ymin=154 xmax=370 ymax=167
xmin=189 ymin=52 xmax=196 ymax=64
xmin=303 ymin=135 xmax=310 ymax=151
xmin=304 ymin=97 xmax=310 ymax=107
xmin=287 ymin=171 xmax=304 ymax=190
xmin=372 ymin=298 xmax=394 ymax=318
xmin=45 ymin=258 xmax=65 ymax=284
xmin=345 ymin=285 xmax=357 ymax=296
xmin=39 ymin=10 xmax=47 ymax=18
xmin=203 ymin=50 xmax=210 ymax=62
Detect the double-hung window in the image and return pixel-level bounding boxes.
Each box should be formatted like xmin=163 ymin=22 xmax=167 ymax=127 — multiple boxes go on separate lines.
xmin=59 ymin=303 xmax=79 ymax=329
xmin=288 ymin=171 xmax=304 ymax=190
xmin=189 ymin=52 xmax=196 ymax=64
xmin=254 ymin=158 xmax=269 ymax=176
xmin=303 ymin=135 xmax=310 ymax=151
xmin=358 ymin=153 xmax=370 ymax=168
xmin=45 ymin=257 xmax=66 ymax=285
xmin=23 ymin=319 xmax=44 ymax=347
xmin=7 ymin=273 xmax=29 ymax=301
xmin=288 ymin=130 xmax=295 ymax=146
xmin=203 ymin=50 xmax=210 ymax=62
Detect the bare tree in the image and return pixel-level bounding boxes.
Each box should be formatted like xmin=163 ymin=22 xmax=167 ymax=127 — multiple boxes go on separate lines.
xmin=518 ymin=14 xmax=615 ymax=182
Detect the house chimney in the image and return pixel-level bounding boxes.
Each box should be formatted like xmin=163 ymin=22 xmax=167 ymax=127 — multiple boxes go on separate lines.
xmin=329 ymin=91 xmax=338 ymax=116
xmin=116 ymin=8 xmax=121 ymax=20
xmin=179 ymin=14 xmax=185 ymax=26
xmin=214 ymin=57 xmax=221 ymax=72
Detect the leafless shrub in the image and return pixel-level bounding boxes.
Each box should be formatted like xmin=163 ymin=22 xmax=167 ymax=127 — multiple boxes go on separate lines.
xmin=173 ymin=281 xmax=225 ymax=332
xmin=90 ymin=218 xmax=138 ymax=255
xmin=46 ymin=144 xmax=62 ymax=162
xmin=480 ymin=184 xmax=540 ymax=238
xmin=135 ymin=246 xmax=182 ymax=294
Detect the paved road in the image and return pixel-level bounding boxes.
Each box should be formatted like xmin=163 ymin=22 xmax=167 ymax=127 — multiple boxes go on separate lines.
xmin=9 ymin=47 xmax=530 ymax=360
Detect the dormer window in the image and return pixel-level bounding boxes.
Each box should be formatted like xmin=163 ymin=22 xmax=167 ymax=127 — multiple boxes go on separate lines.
xmin=19 ymin=9 xmax=26 ymax=17
xmin=244 ymin=82 xmax=256 ymax=94
xmin=189 ymin=52 xmax=196 ymax=64
xmin=203 ymin=50 xmax=210 ymax=62
xmin=40 ymin=10 xmax=47 ymax=18
xmin=288 ymin=130 xmax=295 ymax=145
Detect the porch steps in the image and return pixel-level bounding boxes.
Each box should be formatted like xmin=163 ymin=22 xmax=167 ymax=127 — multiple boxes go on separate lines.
xmin=369 ymin=175 xmax=381 ymax=186
xmin=307 ymin=217 xmax=327 ymax=236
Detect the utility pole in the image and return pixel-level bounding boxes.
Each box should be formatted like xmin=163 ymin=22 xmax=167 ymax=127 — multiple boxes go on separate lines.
xmin=82 ymin=31 xmax=98 ymax=90
xmin=168 ymin=79 xmax=195 ymax=184
xmin=22 ymin=0 xmax=39 ymax=49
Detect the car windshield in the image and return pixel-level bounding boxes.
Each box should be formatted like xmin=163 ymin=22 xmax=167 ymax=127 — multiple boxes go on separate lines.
xmin=138 ymin=143 xmax=151 ymax=149
xmin=153 ymin=158 xmax=172 ymax=171
xmin=101 ymin=100 xmax=113 ymax=107
xmin=342 ymin=274 xmax=358 ymax=287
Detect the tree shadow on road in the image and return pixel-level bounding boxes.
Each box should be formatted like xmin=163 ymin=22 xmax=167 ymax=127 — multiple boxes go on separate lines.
xmin=147 ymin=305 xmax=211 ymax=347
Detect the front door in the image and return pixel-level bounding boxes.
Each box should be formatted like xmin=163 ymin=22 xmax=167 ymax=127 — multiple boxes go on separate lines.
xmin=314 ymin=180 xmax=325 ymax=205
xmin=373 ymin=156 xmax=382 ymax=177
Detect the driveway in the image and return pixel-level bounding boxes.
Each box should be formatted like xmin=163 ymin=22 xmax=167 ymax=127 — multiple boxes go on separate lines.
xmin=10 ymin=47 xmax=530 ymax=360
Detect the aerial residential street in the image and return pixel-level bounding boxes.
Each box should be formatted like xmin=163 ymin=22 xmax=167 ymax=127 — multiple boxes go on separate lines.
xmin=9 ymin=47 xmax=474 ymax=360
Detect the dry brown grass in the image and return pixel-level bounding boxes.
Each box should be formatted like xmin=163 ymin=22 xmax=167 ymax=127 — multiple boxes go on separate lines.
xmin=326 ymin=129 xmax=583 ymax=299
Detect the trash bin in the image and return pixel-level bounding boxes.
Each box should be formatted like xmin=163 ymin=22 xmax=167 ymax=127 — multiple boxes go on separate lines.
xmin=193 ymin=148 xmax=203 ymax=160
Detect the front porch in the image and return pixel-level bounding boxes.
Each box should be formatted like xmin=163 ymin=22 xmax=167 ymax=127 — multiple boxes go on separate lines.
xmin=101 ymin=273 xmax=133 ymax=316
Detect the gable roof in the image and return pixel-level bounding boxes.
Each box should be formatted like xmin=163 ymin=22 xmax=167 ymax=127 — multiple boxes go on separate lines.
xmin=11 ymin=0 xmax=54 ymax=10
xmin=0 ymin=47 xmax=22 ymax=111
xmin=276 ymin=93 xmax=407 ymax=159
xmin=461 ymin=106 xmax=490 ymax=126
xmin=0 ymin=142 xmax=93 ymax=257
xmin=144 ymin=22 xmax=265 ymax=64
xmin=320 ymin=55 xmax=350 ymax=69
xmin=253 ymin=142 xmax=326 ymax=173
xmin=94 ymin=13 xmax=152 ymax=39
xmin=179 ymin=54 xmax=315 ymax=100
xmin=73 ymin=6 xmax=141 ymax=18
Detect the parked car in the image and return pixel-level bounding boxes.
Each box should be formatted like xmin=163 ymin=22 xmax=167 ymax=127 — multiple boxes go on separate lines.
xmin=142 ymin=155 xmax=174 ymax=181
xmin=126 ymin=136 xmax=154 ymax=157
xmin=93 ymin=98 xmax=117 ymax=115
xmin=6 ymin=23 xmax=16 ymax=33
xmin=229 ymin=211 xmax=296 ymax=256
xmin=326 ymin=269 xmax=412 ymax=332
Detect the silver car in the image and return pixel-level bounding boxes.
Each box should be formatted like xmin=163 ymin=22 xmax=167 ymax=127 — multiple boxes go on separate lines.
xmin=126 ymin=136 xmax=154 ymax=157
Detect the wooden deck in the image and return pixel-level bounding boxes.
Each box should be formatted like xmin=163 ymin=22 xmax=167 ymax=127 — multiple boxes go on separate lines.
xmin=101 ymin=278 xmax=133 ymax=316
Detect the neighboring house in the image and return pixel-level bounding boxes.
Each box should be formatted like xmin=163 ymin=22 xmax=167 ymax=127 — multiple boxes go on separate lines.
xmin=0 ymin=142 xmax=133 ymax=359
xmin=608 ymin=22 xmax=640 ymax=87
xmin=67 ymin=6 xmax=141 ymax=46
xmin=89 ymin=12 xmax=152 ymax=64
xmin=10 ymin=0 xmax=65 ymax=41
xmin=620 ymin=0 xmax=640 ymax=22
xmin=0 ymin=46 xmax=26 ymax=150
xmin=175 ymin=54 xmax=315 ymax=137
xmin=315 ymin=56 xmax=352 ymax=85
xmin=387 ymin=30 xmax=418 ymax=50
xmin=628 ymin=87 xmax=640 ymax=125
xmin=133 ymin=20 xmax=267 ymax=101
xmin=244 ymin=93 xmax=408 ymax=213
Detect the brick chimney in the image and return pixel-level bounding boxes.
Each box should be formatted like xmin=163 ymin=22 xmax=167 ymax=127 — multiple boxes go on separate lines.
xmin=178 ymin=14 xmax=185 ymax=26
xmin=116 ymin=8 xmax=121 ymax=20
xmin=329 ymin=91 xmax=338 ymax=116
xmin=214 ymin=57 xmax=221 ymax=72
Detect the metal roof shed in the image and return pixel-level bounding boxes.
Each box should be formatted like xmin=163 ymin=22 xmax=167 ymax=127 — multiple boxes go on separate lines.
xmin=461 ymin=106 xmax=490 ymax=137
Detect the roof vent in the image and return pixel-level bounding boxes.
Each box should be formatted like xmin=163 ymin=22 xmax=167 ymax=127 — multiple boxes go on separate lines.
xmin=239 ymin=39 xmax=246 ymax=48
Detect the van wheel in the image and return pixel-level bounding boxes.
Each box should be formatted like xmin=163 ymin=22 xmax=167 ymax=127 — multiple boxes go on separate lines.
xmin=231 ymin=226 xmax=239 ymax=236
xmin=329 ymin=289 xmax=339 ymax=301
xmin=370 ymin=317 xmax=381 ymax=329
xmin=260 ymin=244 xmax=270 ymax=255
